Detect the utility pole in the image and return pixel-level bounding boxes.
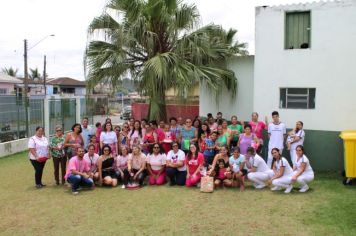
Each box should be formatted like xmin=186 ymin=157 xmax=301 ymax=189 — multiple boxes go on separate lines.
xmin=24 ymin=39 xmax=29 ymax=137
xmin=43 ymin=55 xmax=46 ymax=96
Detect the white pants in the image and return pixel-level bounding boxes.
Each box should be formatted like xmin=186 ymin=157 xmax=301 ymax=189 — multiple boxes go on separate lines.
xmin=267 ymin=147 xmax=284 ymax=168
xmin=248 ymin=170 xmax=274 ymax=187
xmin=290 ymin=149 xmax=297 ymax=166
xmin=272 ymin=174 xmax=293 ymax=189
xmin=294 ymin=171 xmax=314 ymax=187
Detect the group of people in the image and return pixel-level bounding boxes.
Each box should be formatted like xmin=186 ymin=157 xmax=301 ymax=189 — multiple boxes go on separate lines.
xmin=27 ymin=111 xmax=313 ymax=195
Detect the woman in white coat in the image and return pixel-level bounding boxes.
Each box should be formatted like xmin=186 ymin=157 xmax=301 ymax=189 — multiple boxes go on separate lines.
xmin=270 ymin=148 xmax=294 ymax=193
xmin=291 ymin=145 xmax=314 ymax=192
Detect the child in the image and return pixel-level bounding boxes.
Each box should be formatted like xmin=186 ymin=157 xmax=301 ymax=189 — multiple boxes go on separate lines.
xmin=286 ymin=130 xmax=296 ymax=150
xmin=95 ymin=122 xmax=102 ymax=144
xmin=228 ymin=147 xmax=246 ymax=191
xmin=214 ymin=159 xmax=229 ymax=188
xmin=161 ymin=124 xmax=175 ymax=154
xmin=89 ymin=135 xmax=99 ymax=154
xmin=198 ymin=133 xmax=207 ymax=154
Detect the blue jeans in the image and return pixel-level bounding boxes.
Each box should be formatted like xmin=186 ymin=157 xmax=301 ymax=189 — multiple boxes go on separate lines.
xmin=67 ymin=174 xmax=93 ymax=192
xmin=166 ymin=168 xmax=186 ymax=186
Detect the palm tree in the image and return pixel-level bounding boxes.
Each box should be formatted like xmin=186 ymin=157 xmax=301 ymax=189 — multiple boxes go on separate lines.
xmin=85 ymin=0 xmax=247 ymax=121
xmin=29 ymin=68 xmax=41 ymax=80
xmin=2 ymin=67 xmax=19 ymax=77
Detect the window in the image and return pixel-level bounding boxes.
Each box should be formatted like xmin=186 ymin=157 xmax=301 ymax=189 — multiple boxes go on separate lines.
xmin=280 ymin=88 xmax=315 ymax=109
xmin=285 ymin=11 xmax=311 ymax=49
xmin=0 ymin=88 xmax=7 ymax=94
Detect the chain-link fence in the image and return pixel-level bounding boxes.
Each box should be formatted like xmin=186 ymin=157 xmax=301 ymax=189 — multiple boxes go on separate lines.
xmin=0 ymin=96 xmax=44 ymax=142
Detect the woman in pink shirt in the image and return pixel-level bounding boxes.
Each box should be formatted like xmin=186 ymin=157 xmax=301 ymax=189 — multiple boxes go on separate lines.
xmin=116 ymin=146 xmax=130 ymax=188
xmin=147 ymin=143 xmax=167 ymax=185
xmin=249 ymin=112 xmax=267 ymax=154
xmin=185 ymin=144 xmax=204 ymax=187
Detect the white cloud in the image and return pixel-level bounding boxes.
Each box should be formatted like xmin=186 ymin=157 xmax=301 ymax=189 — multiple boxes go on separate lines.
xmin=0 ymin=0 xmax=315 ymax=80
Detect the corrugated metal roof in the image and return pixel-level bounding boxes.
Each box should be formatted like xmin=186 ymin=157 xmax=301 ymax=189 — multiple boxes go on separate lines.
xmin=0 ymin=73 xmax=23 ymax=84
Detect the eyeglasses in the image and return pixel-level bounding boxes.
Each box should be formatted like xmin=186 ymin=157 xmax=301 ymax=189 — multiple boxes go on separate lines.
xmin=172 ymin=145 xmax=178 ymax=147
xmin=123 ymin=126 xmax=129 ymax=129
xmin=153 ymin=146 xmax=160 ymax=149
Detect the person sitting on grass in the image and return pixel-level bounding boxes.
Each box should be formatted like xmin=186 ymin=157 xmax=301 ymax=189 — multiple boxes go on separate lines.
xmin=83 ymin=144 xmax=100 ymax=182
xmin=245 ymin=147 xmax=274 ymax=189
xmin=208 ymin=145 xmax=229 ymax=177
xmin=225 ymin=147 xmax=246 ymax=191
xmin=269 ymin=148 xmax=294 ymax=193
xmin=146 ymin=143 xmax=167 ymax=186
xmin=214 ymin=159 xmax=230 ymax=189
xmin=115 ymin=145 xmax=130 ymax=189
xmin=124 ymin=145 xmax=147 ymax=187
xmin=291 ymin=145 xmax=314 ymax=193
xmin=185 ymin=144 xmax=204 ymax=187
xmin=166 ymin=142 xmax=186 ymax=186
xmin=97 ymin=145 xmax=118 ymax=187
xmin=65 ymin=147 xmax=94 ymax=195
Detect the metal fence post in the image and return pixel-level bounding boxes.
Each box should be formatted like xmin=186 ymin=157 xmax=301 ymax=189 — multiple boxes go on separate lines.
xmin=44 ymin=98 xmax=50 ymax=136
xmin=76 ymin=97 xmax=81 ymax=123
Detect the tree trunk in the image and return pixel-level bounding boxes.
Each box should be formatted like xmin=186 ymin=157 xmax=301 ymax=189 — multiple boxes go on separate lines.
xmin=147 ymin=85 xmax=167 ymax=122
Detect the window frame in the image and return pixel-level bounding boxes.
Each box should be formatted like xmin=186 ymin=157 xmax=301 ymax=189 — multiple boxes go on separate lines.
xmin=279 ymin=87 xmax=316 ymax=109
xmin=284 ymin=10 xmax=312 ymax=50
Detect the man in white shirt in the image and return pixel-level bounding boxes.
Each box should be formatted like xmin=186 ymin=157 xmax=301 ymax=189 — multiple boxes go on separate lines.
xmin=81 ymin=117 xmax=94 ymax=151
xmin=246 ymin=147 xmax=274 ymax=189
xmin=267 ymin=111 xmax=286 ymax=168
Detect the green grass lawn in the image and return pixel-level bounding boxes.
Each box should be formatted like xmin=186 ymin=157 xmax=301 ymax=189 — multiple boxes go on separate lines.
xmin=0 ymin=152 xmax=355 ymax=236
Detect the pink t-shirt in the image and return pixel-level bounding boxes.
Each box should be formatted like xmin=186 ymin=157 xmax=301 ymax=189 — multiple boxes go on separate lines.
xmin=147 ymin=153 xmax=166 ymax=171
xmin=249 ymin=121 xmax=266 ymax=139
xmin=116 ymin=154 xmax=130 ymax=170
xmin=65 ymin=156 xmax=90 ymax=180
xmin=185 ymin=152 xmax=204 ymax=174
xmin=83 ymin=153 xmax=100 ymax=172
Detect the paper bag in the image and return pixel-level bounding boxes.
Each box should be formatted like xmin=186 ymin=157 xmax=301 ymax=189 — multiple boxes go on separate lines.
xmin=200 ymin=176 xmax=214 ymax=193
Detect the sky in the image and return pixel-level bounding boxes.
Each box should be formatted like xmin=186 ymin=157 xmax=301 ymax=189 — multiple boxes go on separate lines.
xmin=0 ymin=0 xmax=315 ymax=80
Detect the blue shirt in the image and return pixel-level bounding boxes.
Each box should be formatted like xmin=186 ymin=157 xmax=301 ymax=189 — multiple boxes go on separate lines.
xmin=229 ymin=154 xmax=245 ymax=172
xmin=203 ymin=139 xmax=216 ymax=157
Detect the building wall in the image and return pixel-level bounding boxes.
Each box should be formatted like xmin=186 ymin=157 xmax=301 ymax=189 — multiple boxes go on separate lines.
xmin=254 ymin=1 xmax=356 ymax=131
xmin=199 ymin=56 xmax=254 ymax=121
xmin=0 ymin=83 xmax=15 ymax=95
xmin=75 ymin=87 xmax=86 ymax=96
xmin=253 ymin=1 xmax=356 ymax=171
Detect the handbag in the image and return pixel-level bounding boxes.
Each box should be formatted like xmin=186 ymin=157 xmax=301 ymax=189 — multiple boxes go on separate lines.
xmin=37 ymin=156 xmax=49 ymax=163
xmin=200 ymin=176 xmax=214 ymax=193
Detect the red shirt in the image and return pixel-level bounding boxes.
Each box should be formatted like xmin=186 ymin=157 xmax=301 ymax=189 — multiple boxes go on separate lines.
xmin=185 ymin=152 xmax=204 ymax=174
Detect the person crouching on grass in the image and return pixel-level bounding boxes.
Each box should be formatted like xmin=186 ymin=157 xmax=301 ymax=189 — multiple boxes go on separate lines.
xmin=65 ymin=147 xmax=94 ymax=195
xmin=146 ymin=143 xmax=167 ymax=185
xmin=185 ymin=144 xmax=204 ymax=187
xmin=225 ymin=147 xmax=246 ymax=191
xmin=269 ymin=148 xmax=294 ymax=193
xmin=214 ymin=159 xmax=230 ymax=189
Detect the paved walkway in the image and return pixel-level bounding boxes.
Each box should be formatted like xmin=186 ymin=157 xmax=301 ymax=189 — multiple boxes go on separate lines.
xmin=92 ymin=115 xmax=125 ymax=126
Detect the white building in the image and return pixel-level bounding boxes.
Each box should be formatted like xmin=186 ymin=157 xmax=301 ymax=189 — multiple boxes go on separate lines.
xmin=254 ymin=0 xmax=356 ymax=131
xmin=200 ymin=0 xmax=356 ymax=171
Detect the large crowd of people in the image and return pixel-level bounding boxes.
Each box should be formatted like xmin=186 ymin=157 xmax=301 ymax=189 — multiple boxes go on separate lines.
xmin=27 ymin=111 xmax=314 ymax=195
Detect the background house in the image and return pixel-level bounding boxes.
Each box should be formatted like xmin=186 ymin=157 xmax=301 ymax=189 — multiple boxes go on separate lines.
xmin=47 ymin=77 xmax=86 ymax=96
xmin=0 ymin=73 xmax=23 ymax=95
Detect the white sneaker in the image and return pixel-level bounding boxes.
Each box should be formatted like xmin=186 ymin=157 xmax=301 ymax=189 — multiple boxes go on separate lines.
xmin=271 ymin=186 xmax=282 ymax=191
xmin=121 ymin=184 xmax=126 ymax=189
xmin=72 ymin=191 xmax=79 ymax=195
xmin=299 ymin=185 xmax=309 ymax=193
xmin=255 ymin=184 xmax=266 ymax=189
xmin=284 ymin=185 xmax=293 ymax=194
